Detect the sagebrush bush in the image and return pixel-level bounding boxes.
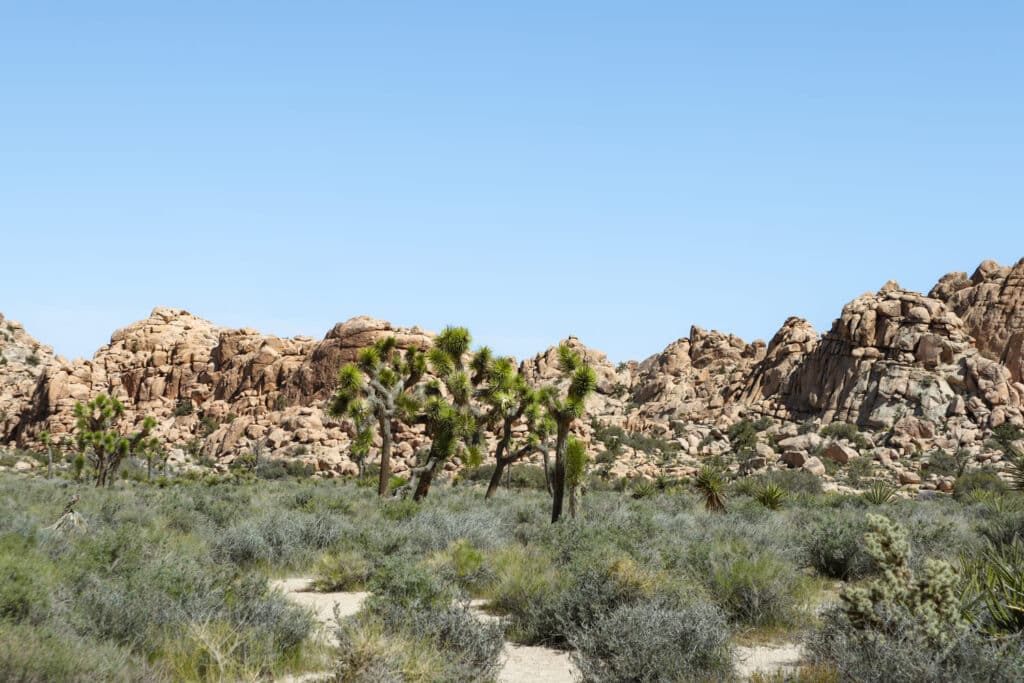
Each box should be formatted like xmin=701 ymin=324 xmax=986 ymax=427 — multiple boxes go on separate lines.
xmin=707 ymin=549 xmax=806 ymax=627
xmin=801 ymin=510 xmax=873 ymax=580
xmin=0 ymin=622 xmax=154 ymax=682
xmin=571 ymin=601 xmax=734 ymax=682
xmin=313 ymin=549 xmax=372 ymax=592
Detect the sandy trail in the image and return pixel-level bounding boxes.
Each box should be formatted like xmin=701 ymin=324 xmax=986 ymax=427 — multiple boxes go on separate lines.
xmin=271 ymin=578 xmax=578 ymax=683
xmin=273 ymin=578 xmax=798 ymax=682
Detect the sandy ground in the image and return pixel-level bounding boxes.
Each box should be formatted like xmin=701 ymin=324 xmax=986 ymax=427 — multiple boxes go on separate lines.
xmin=734 ymin=643 xmax=803 ymax=678
xmin=273 ymin=578 xmax=797 ymax=682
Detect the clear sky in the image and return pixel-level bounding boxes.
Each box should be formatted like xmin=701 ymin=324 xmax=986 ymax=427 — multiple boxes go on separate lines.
xmin=1 ymin=2 xmax=1021 ymax=363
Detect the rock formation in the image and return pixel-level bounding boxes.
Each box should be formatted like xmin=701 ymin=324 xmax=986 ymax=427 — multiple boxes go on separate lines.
xmin=2 ymin=256 xmax=1022 ymax=487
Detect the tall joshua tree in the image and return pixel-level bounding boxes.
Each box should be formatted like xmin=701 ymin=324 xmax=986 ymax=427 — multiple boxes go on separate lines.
xmin=73 ymin=394 xmax=158 ymax=487
xmin=404 ymin=327 xmax=482 ymax=501
xmin=328 ymin=337 xmax=426 ymax=497
xmin=540 ymin=344 xmax=597 ymax=523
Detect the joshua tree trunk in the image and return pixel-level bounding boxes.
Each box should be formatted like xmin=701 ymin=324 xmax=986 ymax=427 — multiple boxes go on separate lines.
xmin=378 ymin=415 xmax=393 ymax=497
xmin=412 ymin=457 xmax=441 ymax=501
xmin=146 ymin=455 xmax=153 ymax=481
xmin=45 ymin=444 xmax=53 ymax=480
xmin=542 ymin=447 xmax=553 ymax=495
xmin=568 ymin=484 xmax=579 ymax=519
xmin=551 ymin=421 xmax=569 ymax=523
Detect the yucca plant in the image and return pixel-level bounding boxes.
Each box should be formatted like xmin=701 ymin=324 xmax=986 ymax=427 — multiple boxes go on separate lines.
xmin=1003 ymin=446 xmax=1024 ymax=492
xmin=862 ymin=481 xmax=897 ymax=505
xmin=753 ymin=482 xmax=787 ymax=510
xmin=630 ymin=479 xmax=657 ymax=500
xmin=694 ymin=465 xmax=727 ymax=513
xmin=327 ymin=336 xmax=426 ymax=497
xmin=961 ymin=541 xmax=1024 ymax=634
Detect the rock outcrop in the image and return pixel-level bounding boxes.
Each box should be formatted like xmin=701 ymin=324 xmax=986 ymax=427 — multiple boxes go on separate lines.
xmin=931 ymin=258 xmax=1024 ymax=383
xmin=0 ymin=313 xmax=57 ymax=441
xmin=744 ymin=281 xmax=1022 ymax=433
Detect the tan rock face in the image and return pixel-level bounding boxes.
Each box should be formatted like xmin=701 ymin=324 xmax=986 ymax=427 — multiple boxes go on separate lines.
xmin=629 ymin=326 xmax=765 ymax=428
xmin=0 ymin=313 xmax=57 ymax=444
xmin=931 ymin=258 xmax=1024 ymax=382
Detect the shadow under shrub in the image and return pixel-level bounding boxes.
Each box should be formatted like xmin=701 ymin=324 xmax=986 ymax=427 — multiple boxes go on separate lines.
xmin=570 ymin=601 xmax=733 ymax=682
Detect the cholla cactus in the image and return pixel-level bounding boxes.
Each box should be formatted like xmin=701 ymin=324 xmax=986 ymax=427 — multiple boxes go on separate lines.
xmin=840 ymin=514 xmax=966 ymax=647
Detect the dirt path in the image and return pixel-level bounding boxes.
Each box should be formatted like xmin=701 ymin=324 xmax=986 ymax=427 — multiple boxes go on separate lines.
xmin=272 ymin=578 xmax=798 ymax=682
xmin=271 ymin=578 xmax=578 ymax=683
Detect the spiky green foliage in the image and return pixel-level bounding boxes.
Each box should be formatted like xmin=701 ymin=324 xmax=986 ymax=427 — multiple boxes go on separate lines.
xmin=476 ymin=353 xmax=550 ymax=499
xmin=839 ymin=515 xmax=966 ymax=647
xmin=72 ymin=394 xmax=157 ymax=487
xmin=753 ymin=481 xmax=787 ymax=510
xmin=328 ymin=336 xmax=426 ymax=496
xmin=540 ymin=344 xmax=597 ymax=522
xmin=403 ymin=327 xmax=485 ymax=502
xmin=863 ymin=482 xmax=898 ymax=505
xmin=962 ymin=542 xmax=1024 ymax=634
xmin=694 ymin=465 xmax=728 ymax=513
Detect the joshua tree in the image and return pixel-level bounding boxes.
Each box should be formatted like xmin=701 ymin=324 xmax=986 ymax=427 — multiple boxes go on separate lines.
xmin=328 ymin=337 xmax=426 ymax=497
xmin=72 ymin=394 xmax=158 ymax=487
xmin=403 ymin=327 xmax=482 ymax=501
xmin=565 ymin=435 xmax=588 ymax=519
xmin=539 ymin=344 xmax=597 ymax=523
xmin=477 ymin=354 xmax=552 ymax=499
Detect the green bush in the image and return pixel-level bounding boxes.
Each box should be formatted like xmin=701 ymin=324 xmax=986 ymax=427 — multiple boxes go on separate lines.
xmin=0 ymin=538 xmax=54 ymax=623
xmin=801 ymin=510 xmax=873 ymax=580
xmin=313 ymin=550 xmax=372 ymax=592
xmin=0 ymin=623 xmax=154 ymax=682
xmin=954 ymin=471 xmax=1007 ymax=499
xmin=708 ymin=550 xmax=805 ymax=628
xmin=819 ymin=422 xmax=870 ymax=451
xmin=365 ymin=558 xmax=455 ymax=611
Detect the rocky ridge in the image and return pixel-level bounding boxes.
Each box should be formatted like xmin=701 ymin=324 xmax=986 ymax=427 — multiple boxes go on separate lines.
xmin=2 ymin=257 xmax=1023 ymax=488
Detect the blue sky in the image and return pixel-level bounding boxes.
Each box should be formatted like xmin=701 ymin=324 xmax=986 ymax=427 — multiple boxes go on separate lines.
xmin=1 ymin=2 xmax=1021 ymax=362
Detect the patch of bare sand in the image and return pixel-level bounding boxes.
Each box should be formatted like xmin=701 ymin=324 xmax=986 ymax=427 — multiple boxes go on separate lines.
xmin=734 ymin=642 xmax=802 ymax=679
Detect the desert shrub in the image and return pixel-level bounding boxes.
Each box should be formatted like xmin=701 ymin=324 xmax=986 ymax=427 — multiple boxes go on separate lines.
xmin=0 ymin=623 xmax=154 ymax=682
xmin=483 ymin=545 xmax=563 ymax=642
xmin=213 ymin=512 xmax=345 ymax=566
xmin=752 ymin=469 xmax=823 ymax=496
xmin=0 ymin=537 xmax=54 ymax=623
xmin=955 ymin=471 xmax=1008 ymax=499
xmin=365 ymin=557 xmax=456 ymax=611
xmin=801 ymin=510 xmax=873 ymax=580
xmin=727 ymin=419 xmax=759 ymax=453
xmin=335 ymin=606 xmax=503 ymax=683
xmin=571 ymin=601 xmax=734 ymax=682
xmin=806 ymin=514 xmax=1003 ymax=682
xmin=819 ymin=422 xmax=870 ymax=450
xmin=313 ymin=550 xmax=372 ymax=592
xmin=428 ymin=539 xmax=492 ymax=594
xmin=991 ymin=424 xmax=1024 ymax=453
xmin=172 ymin=398 xmax=193 ymax=417
xmin=381 ymin=498 xmax=420 ymax=521
xmin=707 ymin=549 xmax=805 ymax=627
xmin=923 ymin=448 xmax=972 ymax=478
xmin=256 ymin=458 xmax=289 ymax=480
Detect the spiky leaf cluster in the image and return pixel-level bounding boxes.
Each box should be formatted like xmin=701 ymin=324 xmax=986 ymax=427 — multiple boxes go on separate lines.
xmin=72 ymin=394 xmax=157 ymax=486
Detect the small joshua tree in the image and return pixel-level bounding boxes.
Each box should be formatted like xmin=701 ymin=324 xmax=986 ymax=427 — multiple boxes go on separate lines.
xmin=539 ymin=344 xmax=596 ymax=523
xmin=328 ymin=337 xmax=426 ymax=497
xmin=73 ymin=394 xmax=158 ymax=487
xmin=565 ymin=436 xmax=588 ymax=519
